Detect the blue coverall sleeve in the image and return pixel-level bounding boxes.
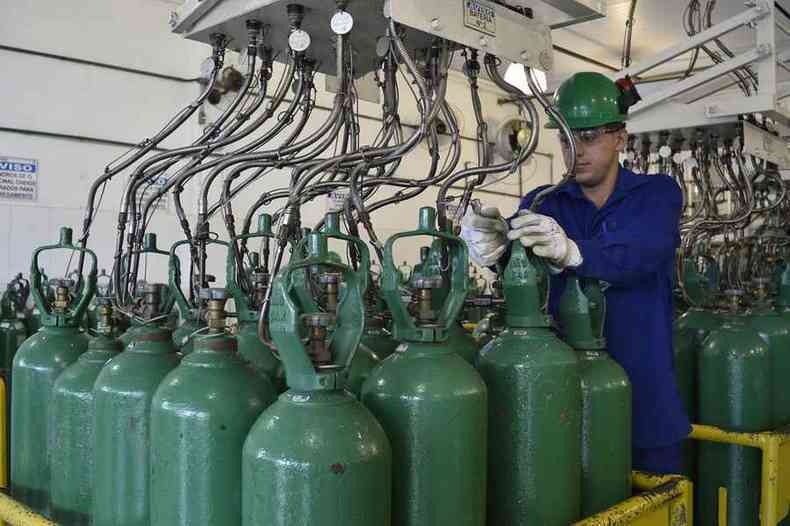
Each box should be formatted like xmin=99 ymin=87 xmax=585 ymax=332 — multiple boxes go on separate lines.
xmin=573 ymin=176 xmax=681 ymax=287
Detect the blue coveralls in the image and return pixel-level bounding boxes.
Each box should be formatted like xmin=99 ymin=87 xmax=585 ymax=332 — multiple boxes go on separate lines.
xmin=515 ymin=165 xmax=691 ymax=474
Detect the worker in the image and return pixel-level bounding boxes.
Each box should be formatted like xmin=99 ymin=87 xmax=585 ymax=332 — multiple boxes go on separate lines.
xmin=460 ymin=72 xmax=691 ymax=475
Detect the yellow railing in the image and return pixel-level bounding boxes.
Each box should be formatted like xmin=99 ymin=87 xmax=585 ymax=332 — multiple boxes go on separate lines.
xmin=575 ymin=472 xmax=693 ymax=526
xmin=689 ymin=423 xmax=790 ymax=526
xmin=0 ymin=493 xmax=55 ymax=526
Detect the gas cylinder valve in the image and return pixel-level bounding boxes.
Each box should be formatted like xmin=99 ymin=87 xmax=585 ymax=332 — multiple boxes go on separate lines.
xmin=412 ymin=275 xmax=443 ymax=324
xmin=251 ymin=271 xmax=270 ymax=307
xmin=51 ymin=279 xmax=74 ymax=312
xmin=95 ymin=297 xmax=114 ymax=335
xmin=303 ymin=312 xmax=333 ymax=366
xmin=319 ymin=272 xmax=342 ymax=312
xmin=751 ymin=277 xmax=772 ymax=302
xmin=723 ymin=288 xmax=745 ymax=311
xmin=200 ymin=287 xmax=229 ymax=331
xmin=142 ymin=283 xmax=165 ymax=319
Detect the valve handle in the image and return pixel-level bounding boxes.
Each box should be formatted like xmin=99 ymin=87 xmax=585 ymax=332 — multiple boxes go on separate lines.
xmin=268 ymin=216 xmax=370 ymax=392
xmin=227 ymin=213 xmax=274 ymax=322
xmin=501 ymin=242 xmax=553 ymax=328
xmin=169 ymin=238 xmax=230 ymax=317
xmin=381 ymin=207 xmax=468 ymax=343
xmin=30 ymin=226 xmax=98 ymax=327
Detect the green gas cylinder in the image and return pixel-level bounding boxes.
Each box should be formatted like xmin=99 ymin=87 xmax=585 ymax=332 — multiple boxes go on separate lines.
xmin=778 ymin=263 xmax=790 ymax=321
xmin=151 ymin=287 xmax=275 ymax=526
xmin=476 ymin=242 xmax=581 ymax=525
xmin=228 ymin=214 xmax=285 ymax=389
xmin=744 ymin=279 xmax=790 ymax=427
xmin=6 ymin=275 xmax=31 ymax=338
xmin=360 ymin=316 xmax=399 ymax=359
xmin=0 ymin=286 xmax=30 ymax=489
xmin=171 ymin=307 xmax=205 ymax=353
xmin=93 ymin=283 xmax=180 ymax=526
xmin=82 ymin=268 xmax=112 ymax=333
xmin=243 ymin=222 xmax=391 ymax=526
xmin=673 ymin=304 xmax=723 ymax=476
xmin=696 ymin=314 xmax=772 ymax=526
xmin=168 ymin=239 xmax=210 ymax=354
xmin=0 ymin=289 xmax=27 ymax=383
xmin=50 ymin=299 xmax=121 ymax=525
xmin=25 ymin=271 xmax=51 ymax=336
xmin=362 ymin=208 xmax=487 ymax=526
xmin=10 ymin=228 xmax=96 ymax=515
xmin=558 ymin=274 xmax=630 ymax=518
xmin=420 ymin=241 xmax=480 ymax=364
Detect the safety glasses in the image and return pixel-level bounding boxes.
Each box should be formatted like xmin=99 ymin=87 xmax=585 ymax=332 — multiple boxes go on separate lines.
xmin=558 ymin=123 xmax=625 ymax=147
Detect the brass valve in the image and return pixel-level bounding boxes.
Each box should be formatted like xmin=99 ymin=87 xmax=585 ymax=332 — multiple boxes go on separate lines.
xmin=142 ymin=283 xmax=164 ymax=318
xmin=51 ymin=279 xmax=74 ymax=312
xmin=95 ymin=298 xmax=114 ymax=335
xmin=199 ymin=288 xmax=229 ymax=332
xmin=251 ymin=271 xmax=270 ymax=307
xmin=319 ymin=272 xmax=342 ymax=312
xmin=412 ymin=275 xmax=443 ymax=324
xmin=303 ymin=312 xmax=333 ymax=366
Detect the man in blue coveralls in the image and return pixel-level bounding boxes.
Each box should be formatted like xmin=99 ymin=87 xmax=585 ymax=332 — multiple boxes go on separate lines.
xmin=460 ymin=71 xmax=691 ymax=474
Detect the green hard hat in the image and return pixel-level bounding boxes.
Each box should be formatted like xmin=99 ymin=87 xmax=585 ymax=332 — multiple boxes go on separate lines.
xmin=546 ymin=72 xmax=627 ymax=130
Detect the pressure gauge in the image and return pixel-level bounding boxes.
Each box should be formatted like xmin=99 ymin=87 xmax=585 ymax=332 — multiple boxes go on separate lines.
xmin=658 ymin=145 xmax=672 ymax=158
xmin=673 ymin=152 xmax=684 ymax=164
xmin=289 ymin=29 xmax=311 ymax=52
xmin=626 ymin=151 xmax=636 ymax=162
xmin=331 ymin=11 xmax=354 ymax=35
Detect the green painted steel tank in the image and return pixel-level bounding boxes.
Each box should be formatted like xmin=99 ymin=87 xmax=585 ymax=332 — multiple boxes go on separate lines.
xmin=476 ymin=243 xmax=581 ymax=525
xmin=243 ymin=223 xmax=391 ymax=526
xmin=696 ymin=315 xmax=772 ymax=526
xmin=362 ymin=208 xmax=486 ymax=526
xmin=558 ymin=274 xmax=630 ymax=518
xmin=419 ymin=241 xmax=481 ymax=365
xmin=151 ymin=288 xmax=275 ymax=526
xmin=0 ymin=290 xmax=27 ymax=384
xmin=10 ymin=228 xmax=96 ymax=515
xmin=226 ymin=216 xmax=286 ymax=390
xmin=93 ymin=283 xmax=180 ymax=526
xmin=345 ymin=343 xmax=381 ymax=398
xmin=360 ymin=316 xmax=399 ymax=359
xmin=778 ymin=264 xmax=790 ymax=321
xmin=673 ymin=304 xmax=724 ymax=475
xmin=5 ymin=275 xmax=32 ymax=338
xmin=50 ymin=299 xmax=121 ymax=525
xmin=25 ymin=271 xmax=51 ymax=336
xmin=168 ymin=240 xmax=208 ymax=355
xmin=744 ymin=280 xmax=790 ymax=428
xmin=236 ymin=318 xmax=283 ymax=389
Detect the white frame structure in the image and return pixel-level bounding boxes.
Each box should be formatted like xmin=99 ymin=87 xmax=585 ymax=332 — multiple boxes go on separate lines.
xmin=609 ymin=1 xmax=790 ymax=138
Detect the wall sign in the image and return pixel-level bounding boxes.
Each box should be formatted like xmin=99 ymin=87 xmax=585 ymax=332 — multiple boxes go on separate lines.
xmin=0 ymin=157 xmax=38 ymax=202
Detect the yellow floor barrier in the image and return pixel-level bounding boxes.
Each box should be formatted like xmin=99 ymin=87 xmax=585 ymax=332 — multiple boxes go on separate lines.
xmin=575 ymin=472 xmax=693 ymax=526
xmin=689 ymin=423 xmax=790 ymax=526
xmin=0 ymin=493 xmax=55 ymax=526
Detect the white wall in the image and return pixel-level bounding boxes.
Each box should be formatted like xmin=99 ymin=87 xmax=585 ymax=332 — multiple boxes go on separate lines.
xmin=0 ymin=0 xmax=560 ymax=287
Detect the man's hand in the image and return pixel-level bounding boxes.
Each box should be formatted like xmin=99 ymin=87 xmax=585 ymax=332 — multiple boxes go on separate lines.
xmin=508 ymin=210 xmax=583 ymax=269
xmin=460 ymin=207 xmax=508 ymax=267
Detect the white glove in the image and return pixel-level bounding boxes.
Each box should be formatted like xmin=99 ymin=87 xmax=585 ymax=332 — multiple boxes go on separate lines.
xmin=460 ymin=207 xmax=508 ymax=267
xmin=507 ymin=210 xmax=583 ymax=269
